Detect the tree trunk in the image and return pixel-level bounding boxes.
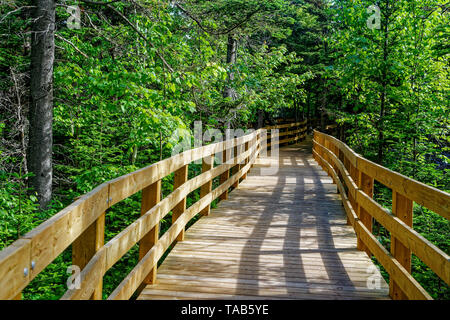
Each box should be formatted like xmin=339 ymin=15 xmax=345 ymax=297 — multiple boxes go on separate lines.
xmin=28 ymin=0 xmax=55 ymax=209
xmin=377 ymin=5 xmax=390 ymax=165
xmin=257 ymin=109 xmax=264 ymax=128
xmin=223 ymin=34 xmax=237 ymax=100
xmin=378 ymin=88 xmax=386 ymax=164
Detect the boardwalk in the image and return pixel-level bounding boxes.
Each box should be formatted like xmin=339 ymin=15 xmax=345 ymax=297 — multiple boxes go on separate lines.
xmin=138 ymin=137 xmax=390 ymax=300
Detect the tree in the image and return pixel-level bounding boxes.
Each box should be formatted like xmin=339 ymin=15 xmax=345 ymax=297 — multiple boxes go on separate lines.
xmin=28 ymin=0 xmax=55 ymax=209
xmin=174 ymin=0 xmax=295 ymax=104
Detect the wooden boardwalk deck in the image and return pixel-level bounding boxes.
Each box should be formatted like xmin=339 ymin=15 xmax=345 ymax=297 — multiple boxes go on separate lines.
xmin=138 ymin=137 xmax=390 ymax=300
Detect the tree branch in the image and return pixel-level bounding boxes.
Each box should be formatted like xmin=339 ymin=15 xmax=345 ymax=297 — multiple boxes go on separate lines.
xmin=79 ymin=0 xmax=175 ymax=72
xmin=55 ymin=34 xmax=89 ymax=59
xmin=105 ymin=3 xmax=174 ymax=72
xmin=173 ymin=2 xmax=259 ymax=36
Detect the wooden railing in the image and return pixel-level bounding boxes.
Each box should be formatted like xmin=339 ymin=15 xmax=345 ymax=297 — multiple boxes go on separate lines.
xmin=313 ymin=130 xmax=450 ymax=300
xmin=0 ymin=121 xmax=307 ymax=300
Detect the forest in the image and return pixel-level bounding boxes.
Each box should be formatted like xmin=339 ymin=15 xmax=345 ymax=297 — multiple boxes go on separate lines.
xmin=0 ymin=0 xmax=448 ymax=299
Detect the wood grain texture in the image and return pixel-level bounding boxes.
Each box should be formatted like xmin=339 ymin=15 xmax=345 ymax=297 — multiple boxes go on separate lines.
xmin=173 ymin=166 xmax=188 ymax=241
xmin=138 ymin=137 xmax=390 ymax=300
xmin=72 ymin=212 xmax=105 ymax=299
xmin=0 ymin=239 xmax=31 ymax=299
xmin=139 ymin=180 xmax=161 ymax=284
xmin=313 ymin=131 xmax=442 ymax=300
xmin=390 ymin=191 xmax=412 ymax=299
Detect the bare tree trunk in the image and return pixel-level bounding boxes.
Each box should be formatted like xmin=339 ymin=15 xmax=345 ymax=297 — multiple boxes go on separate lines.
xmin=223 ymin=34 xmax=237 ymax=100
xmin=28 ymin=0 xmax=55 ymax=209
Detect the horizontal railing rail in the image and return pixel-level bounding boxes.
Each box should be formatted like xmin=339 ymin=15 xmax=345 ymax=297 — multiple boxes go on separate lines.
xmin=0 ymin=121 xmax=307 ymax=300
xmin=312 ymin=130 xmax=450 ymax=300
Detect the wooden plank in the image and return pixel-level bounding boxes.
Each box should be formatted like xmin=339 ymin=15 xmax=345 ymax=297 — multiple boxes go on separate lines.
xmin=312 ymin=147 xmax=358 ymax=228
xmin=108 ymin=131 xmax=259 ymax=206
xmin=357 ymin=157 xmax=450 ymax=220
xmin=313 ymin=140 xmax=357 ymax=200
xmin=173 ymin=166 xmax=188 ymax=241
xmin=152 ymin=276 xmax=387 ymax=298
xmin=356 ymin=190 xmax=450 ymax=287
xmin=219 ymin=143 xmax=230 ymax=200
xmin=355 ymin=220 xmax=431 ymax=300
xmin=61 ymin=249 xmax=107 ymax=300
xmin=72 ymin=212 xmax=105 ymax=299
xmin=138 ymin=140 xmax=389 ymax=301
xmin=390 ymin=191 xmax=413 ymax=300
xmin=24 ymin=183 xmax=109 ymax=280
xmin=314 ymin=130 xmax=358 ymax=167
xmin=108 ymin=153 xmax=257 ymax=300
xmin=241 ymin=141 xmax=250 ymax=180
xmin=139 ymin=180 xmax=161 ymax=284
xmin=357 ymin=171 xmax=373 ymax=256
xmin=0 ymin=239 xmax=31 ymax=300
xmin=200 ymin=155 xmax=214 ymax=216
xmin=231 ymin=145 xmax=240 ymax=188
xmin=264 ymin=121 xmax=306 ymax=130
xmin=159 ymin=262 xmax=383 ymax=283
xmin=63 ymin=145 xmax=260 ymax=300
xmin=65 ymin=142 xmax=260 ymax=299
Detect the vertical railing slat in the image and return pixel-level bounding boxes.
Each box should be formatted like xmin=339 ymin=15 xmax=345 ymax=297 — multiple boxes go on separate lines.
xmin=232 ymin=144 xmax=240 ymax=189
xmin=72 ymin=212 xmax=105 ymax=299
xmin=200 ymin=155 xmax=214 ymax=216
xmin=173 ymin=165 xmax=188 ymax=241
xmin=219 ymin=143 xmax=230 ymax=200
xmin=138 ymin=180 xmax=161 ymax=284
xmin=357 ymin=169 xmax=374 ymax=257
xmin=390 ymin=191 xmax=413 ymax=299
xmin=241 ymin=141 xmax=250 ymax=180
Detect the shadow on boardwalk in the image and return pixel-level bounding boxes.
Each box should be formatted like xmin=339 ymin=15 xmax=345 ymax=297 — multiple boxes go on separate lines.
xmin=137 ymin=136 xmax=390 ymax=300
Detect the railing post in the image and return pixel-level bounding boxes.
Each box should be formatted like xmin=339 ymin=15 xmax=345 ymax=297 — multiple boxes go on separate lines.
xmin=267 ymin=129 xmax=271 ymax=152
xmin=219 ymin=143 xmax=230 ymax=200
xmin=323 ymin=138 xmax=331 ymax=177
xmin=287 ymin=126 xmax=291 ymax=145
xmin=241 ymin=141 xmax=250 ymax=180
xmin=390 ymin=191 xmax=413 ymax=300
xmin=139 ymin=180 xmax=161 ymax=284
xmin=349 ymin=163 xmax=361 ymax=234
xmin=72 ymin=212 xmax=105 ymax=299
xmin=312 ymin=131 xmax=316 ymax=160
xmin=341 ymin=153 xmax=352 ymax=226
xmin=337 ymin=148 xmax=345 ymax=188
xmin=357 ymin=169 xmax=373 ymax=257
xmin=172 ymin=165 xmax=188 ymax=241
xmin=200 ymin=154 xmax=214 ymax=216
xmin=285 ymin=126 xmax=290 ymax=145
xmin=232 ymin=144 xmax=240 ymax=189
xmin=314 ymin=132 xmax=322 ymax=167
xmin=328 ymin=142 xmax=339 ymax=185
xmin=252 ymin=133 xmax=259 ymax=168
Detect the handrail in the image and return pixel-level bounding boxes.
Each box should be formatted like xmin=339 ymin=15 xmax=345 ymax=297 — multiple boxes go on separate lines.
xmin=312 ymin=130 xmax=450 ymax=300
xmin=0 ymin=121 xmax=307 ymax=300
